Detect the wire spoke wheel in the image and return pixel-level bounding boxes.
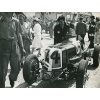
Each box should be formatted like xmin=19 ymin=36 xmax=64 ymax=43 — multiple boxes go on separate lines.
xmin=23 ymin=54 xmax=39 ymax=85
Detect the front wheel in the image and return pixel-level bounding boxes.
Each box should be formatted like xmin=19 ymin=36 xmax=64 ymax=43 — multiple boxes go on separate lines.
xmin=76 ymin=60 xmax=88 ymax=88
xmin=23 ymin=54 xmax=39 ymax=85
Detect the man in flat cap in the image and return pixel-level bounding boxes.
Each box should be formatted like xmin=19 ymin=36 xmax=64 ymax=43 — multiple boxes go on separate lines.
xmin=0 ymin=12 xmax=25 ymax=88
xmin=54 ymin=15 xmax=69 ymax=45
xmin=88 ymin=15 xmax=96 ymax=48
xmin=76 ymin=16 xmax=87 ymax=49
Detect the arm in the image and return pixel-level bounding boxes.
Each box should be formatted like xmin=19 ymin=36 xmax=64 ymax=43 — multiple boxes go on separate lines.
xmin=15 ymin=21 xmax=25 ymax=56
xmin=54 ymin=26 xmax=57 ymax=45
xmin=75 ymin=23 xmax=78 ymax=35
xmin=94 ymin=23 xmax=97 ymax=32
xmin=94 ymin=32 xmax=98 ymax=44
xmin=16 ymin=22 xmax=24 ymax=49
xmin=17 ymin=33 xmax=24 ymax=50
xmin=54 ymin=25 xmax=57 ymax=37
xmin=29 ymin=28 xmax=33 ymax=40
xmin=75 ymin=23 xmax=78 ymax=40
xmin=62 ymin=25 xmax=68 ymax=40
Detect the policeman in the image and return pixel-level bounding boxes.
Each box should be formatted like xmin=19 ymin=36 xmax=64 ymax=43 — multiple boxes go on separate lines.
xmin=54 ymin=15 xmax=69 ymax=45
xmin=0 ymin=12 xmax=25 ymax=88
xmin=88 ymin=16 xmax=96 ymax=48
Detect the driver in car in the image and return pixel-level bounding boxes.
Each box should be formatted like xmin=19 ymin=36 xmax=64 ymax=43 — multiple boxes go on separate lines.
xmin=54 ymin=15 xmax=69 ymax=45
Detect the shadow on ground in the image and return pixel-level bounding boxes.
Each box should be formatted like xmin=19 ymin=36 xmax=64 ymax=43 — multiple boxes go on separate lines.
xmin=87 ymin=64 xmax=98 ymax=70
xmin=16 ymin=78 xmax=76 ymax=88
xmin=42 ymin=37 xmax=53 ymax=40
xmin=16 ymin=82 xmax=30 ymax=88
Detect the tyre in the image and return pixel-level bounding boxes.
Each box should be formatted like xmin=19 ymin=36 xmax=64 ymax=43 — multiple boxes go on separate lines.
xmin=23 ymin=54 xmax=39 ymax=85
xmin=93 ymin=45 xmax=100 ymax=68
xmin=76 ymin=60 xmax=88 ymax=88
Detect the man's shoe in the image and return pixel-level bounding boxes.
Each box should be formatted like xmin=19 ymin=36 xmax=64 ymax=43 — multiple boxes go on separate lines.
xmin=9 ymin=79 xmax=15 ymax=88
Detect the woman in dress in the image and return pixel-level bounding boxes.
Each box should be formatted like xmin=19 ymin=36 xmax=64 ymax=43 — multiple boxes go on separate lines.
xmin=30 ymin=17 xmax=42 ymax=56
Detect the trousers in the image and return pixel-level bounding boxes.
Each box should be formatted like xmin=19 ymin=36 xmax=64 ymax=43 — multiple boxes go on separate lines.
xmin=23 ymin=38 xmax=31 ymax=56
xmin=88 ymin=33 xmax=95 ymax=48
xmin=76 ymin=34 xmax=85 ymax=49
xmin=0 ymin=39 xmax=20 ymax=88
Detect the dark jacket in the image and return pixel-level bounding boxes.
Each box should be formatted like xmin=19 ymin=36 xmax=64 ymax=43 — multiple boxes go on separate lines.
xmin=54 ymin=23 xmax=69 ymax=45
xmin=88 ymin=21 xmax=96 ymax=34
xmin=76 ymin=22 xmax=87 ymax=35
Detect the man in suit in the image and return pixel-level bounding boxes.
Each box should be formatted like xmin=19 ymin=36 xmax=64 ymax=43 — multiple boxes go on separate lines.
xmin=76 ymin=16 xmax=87 ymax=49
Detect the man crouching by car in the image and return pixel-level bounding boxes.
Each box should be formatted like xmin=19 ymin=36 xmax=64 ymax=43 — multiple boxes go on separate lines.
xmin=54 ymin=15 xmax=69 ymax=45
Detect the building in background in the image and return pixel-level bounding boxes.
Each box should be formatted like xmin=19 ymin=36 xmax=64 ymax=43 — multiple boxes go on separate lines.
xmin=0 ymin=12 xmax=98 ymax=31
xmin=13 ymin=12 xmax=93 ymax=31
xmin=0 ymin=12 xmax=99 ymax=22
xmin=34 ymin=12 xmax=92 ymax=23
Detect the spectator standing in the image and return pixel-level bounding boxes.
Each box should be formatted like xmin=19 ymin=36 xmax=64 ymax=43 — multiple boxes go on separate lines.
xmin=49 ymin=20 xmax=54 ymax=38
xmin=76 ymin=17 xmax=87 ymax=49
xmin=18 ymin=14 xmax=31 ymax=56
xmin=0 ymin=12 xmax=25 ymax=88
xmin=88 ymin=16 xmax=96 ymax=48
xmin=31 ymin=17 xmax=42 ymax=57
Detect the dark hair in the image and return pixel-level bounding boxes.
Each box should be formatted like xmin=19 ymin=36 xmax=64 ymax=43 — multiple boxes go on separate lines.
xmin=57 ymin=15 xmax=65 ymax=22
xmin=79 ymin=18 xmax=83 ymax=20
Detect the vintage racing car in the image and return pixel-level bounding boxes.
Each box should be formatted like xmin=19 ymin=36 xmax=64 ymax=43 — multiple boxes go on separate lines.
xmin=23 ymin=34 xmax=100 ymax=88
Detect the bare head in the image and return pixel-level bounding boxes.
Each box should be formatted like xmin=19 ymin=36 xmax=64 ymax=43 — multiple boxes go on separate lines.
xmin=18 ymin=14 xmax=25 ymax=25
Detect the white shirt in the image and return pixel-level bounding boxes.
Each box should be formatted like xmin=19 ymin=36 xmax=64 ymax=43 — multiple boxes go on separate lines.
xmin=33 ymin=23 xmax=41 ymax=35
